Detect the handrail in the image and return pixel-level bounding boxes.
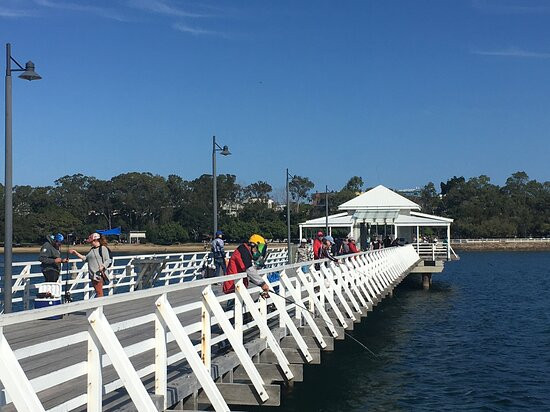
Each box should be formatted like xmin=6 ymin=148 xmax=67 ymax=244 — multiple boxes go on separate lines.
xmin=0 ymin=247 xmax=288 ymax=313
xmin=0 ymin=245 xmax=421 ymax=411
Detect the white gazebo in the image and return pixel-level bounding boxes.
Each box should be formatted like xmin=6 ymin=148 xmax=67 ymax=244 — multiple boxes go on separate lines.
xmin=299 ymin=185 xmax=454 ymax=259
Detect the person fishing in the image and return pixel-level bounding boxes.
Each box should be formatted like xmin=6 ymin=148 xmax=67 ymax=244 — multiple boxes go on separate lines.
xmin=211 ymin=230 xmax=227 ymax=277
xmin=39 ymin=233 xmax=69 ymax=282
xmin=223 ymin=233 xmax=270 ymax=295
xmin=69 ymin=233 xmax=112 ymax=297
xmin=319 ymin=235 xmax=339 ymax=264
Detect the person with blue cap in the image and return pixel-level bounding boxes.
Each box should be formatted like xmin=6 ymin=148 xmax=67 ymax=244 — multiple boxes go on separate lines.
xmin=39 ymin=233 xmax=69 ymax=282
xmin=319 ymin=235 xmax=339 ymax=265
xmin=211 ymin=230 xmax=227 ymax=277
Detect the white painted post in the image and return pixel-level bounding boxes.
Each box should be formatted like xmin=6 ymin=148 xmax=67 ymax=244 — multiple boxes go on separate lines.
xmin=305 ymin=268 xmax=348 ymax=329
xmin=87 ymin=308 xmax=103 ymax=412
xmin=259 ymin=289 xmax=268 ymax=340
xmin=127 ymin=265 xmax=135 ymax=292
xmin=155 ymin=301 xmax=168 ymax=410
xmin=201 ymin=286 xmax=269 ymax=402
xmin=23 ymin=278 xmax=30 ymax=310
xmin=108 ymin=270 xmax=115 ymax=296
xmin=278 ymin=276 xmax=287 ymax=332
xmin=234 ymin=292 xmax=244 ymax=345
xmin=320 ymin=265 xmax=356 ymax=321
xmin=0 ymin=328 xmax=46 ymax=412
xmin=156 ymin=294 xmax=230 ymax=410
xmin=201 ymin=297 xmax=211 ymax=373
xmin=87 ymin=308 xmax=157 ymax=412
xmin=281 ymin=271 xmax=330 ymax=344
xmin=235 ymin=282 xmax=293 ymax=380
xmin=262 ymin=277 xmax=313 ymax=362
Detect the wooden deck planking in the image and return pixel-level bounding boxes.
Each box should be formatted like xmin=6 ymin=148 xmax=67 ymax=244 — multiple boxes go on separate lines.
xmin=1 ymin=285 xmax=228 ymax=411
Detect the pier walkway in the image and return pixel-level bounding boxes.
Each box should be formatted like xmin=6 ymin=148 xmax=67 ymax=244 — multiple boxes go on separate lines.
xmin=0 ymin=245 xmax=419 ymax=411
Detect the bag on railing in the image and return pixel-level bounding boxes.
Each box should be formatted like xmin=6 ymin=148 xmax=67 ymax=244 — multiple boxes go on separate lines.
xmin=201 ymin=259 xmax=216 ymax=278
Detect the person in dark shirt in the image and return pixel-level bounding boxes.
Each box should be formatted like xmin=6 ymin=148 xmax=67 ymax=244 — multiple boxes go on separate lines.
xmin=211 ymin=230 xmax=227 ymax=277
xmin=39 ymin=233 xmax=68 ymax=282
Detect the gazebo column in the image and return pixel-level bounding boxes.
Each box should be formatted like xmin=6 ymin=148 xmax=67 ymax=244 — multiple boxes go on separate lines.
xmin=416 ymin=226 xmax=420 ymax=252
xmin=299 ymin=226 xmax=303 ymax=242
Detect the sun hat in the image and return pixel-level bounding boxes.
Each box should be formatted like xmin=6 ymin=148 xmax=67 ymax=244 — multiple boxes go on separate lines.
xmin=86 ymin=233 xmax=101 ymax=243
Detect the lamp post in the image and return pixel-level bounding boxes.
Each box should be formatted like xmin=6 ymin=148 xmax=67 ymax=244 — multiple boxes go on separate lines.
xmin=325 ymin=185 xmax=329 ymax=236
xmin=285 ymin=169 xmax=295 ymax=263
xmin=4 ymin=43 xmax=41 ymax=313
xmin=212 ymin=135 xmax=231 ymax=237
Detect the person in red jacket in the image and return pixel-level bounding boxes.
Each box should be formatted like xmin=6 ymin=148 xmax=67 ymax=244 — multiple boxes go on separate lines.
xmin=313 ymin=231 xmax=324 ymax=260
xmin=348 ymin=237 xmax=359 ymax=254
xmin=223 ymin=234 xmax=270 ymax=294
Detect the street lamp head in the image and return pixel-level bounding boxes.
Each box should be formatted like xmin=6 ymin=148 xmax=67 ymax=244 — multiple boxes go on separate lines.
xmin=220 ymin=145 xmax=231 ymax=156
xmin=18 ymin=61 xmax=41 ymax=81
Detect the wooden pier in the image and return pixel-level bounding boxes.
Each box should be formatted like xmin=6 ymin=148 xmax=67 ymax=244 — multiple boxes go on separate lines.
xmin=0 ymin=246 xmax=420 ymax=411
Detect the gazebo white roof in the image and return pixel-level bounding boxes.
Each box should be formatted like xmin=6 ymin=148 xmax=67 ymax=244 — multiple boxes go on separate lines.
xmin=395 ymin=211 xmax=453 ymax=227
xmin=338 ymin=185 xmax=420 ymax=211
xmin=299 ymin=185 xmax=453 ymax=232
xmin=299 ymin=212 xmax=353 ymax=228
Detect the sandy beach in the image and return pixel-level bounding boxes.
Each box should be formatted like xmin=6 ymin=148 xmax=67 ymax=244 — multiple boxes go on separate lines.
xmin=1 ymin=242 xmax=288 ymax=254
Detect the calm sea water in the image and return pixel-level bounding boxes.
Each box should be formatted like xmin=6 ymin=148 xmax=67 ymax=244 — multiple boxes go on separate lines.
xmin=245 ymin=251 xmax=550 ymax=411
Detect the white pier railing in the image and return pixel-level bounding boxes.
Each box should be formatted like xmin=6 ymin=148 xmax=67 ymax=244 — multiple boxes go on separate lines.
xmin=0 ymin=248 xmax=288 ymax=313
xmin=0 ymin=245 xmax=420 ymax=412
xmin=413 ymin=242 xmax=459 ymax=261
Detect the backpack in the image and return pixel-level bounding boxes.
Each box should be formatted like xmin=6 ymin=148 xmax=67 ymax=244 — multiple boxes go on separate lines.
xmin=98 ymin=246 xmax=113 ymax=268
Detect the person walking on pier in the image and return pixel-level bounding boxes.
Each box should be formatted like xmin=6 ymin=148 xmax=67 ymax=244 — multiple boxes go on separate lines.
xmin=211 ymin=230 xmax=227 ymax=277
xmin=223 ymin=234 xmax=270 ymax=295
xmin=39 ymin=233 xmax=69 ymax=282
xmin=69 ymin=233 xmax=112 ymax=297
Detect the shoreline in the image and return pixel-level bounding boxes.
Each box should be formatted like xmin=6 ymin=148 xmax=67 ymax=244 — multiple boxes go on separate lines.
xmin=1 ymin=242 xmax=291 ymax=254
xmin=451 ymin=242 xmax=550 ymax=251
xmin=3 ymin=241 xmax=550 ymax=254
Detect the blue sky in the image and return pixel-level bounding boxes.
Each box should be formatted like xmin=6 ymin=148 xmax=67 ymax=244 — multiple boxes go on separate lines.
xmin=1 ymin=0 xmax=549 ymax=195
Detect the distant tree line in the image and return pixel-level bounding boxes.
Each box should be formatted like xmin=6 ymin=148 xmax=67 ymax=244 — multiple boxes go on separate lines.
xmin=408 ymin=172 xmax=550 ymax=238
xmin=0 ymin=171 xmax=547 ymax=245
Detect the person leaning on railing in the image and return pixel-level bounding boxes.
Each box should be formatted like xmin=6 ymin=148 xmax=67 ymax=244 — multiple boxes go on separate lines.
xmin=69 ymin=233 xmax=112 ymax=297
xmin=222 ymin=234 xmax=270 ymax=295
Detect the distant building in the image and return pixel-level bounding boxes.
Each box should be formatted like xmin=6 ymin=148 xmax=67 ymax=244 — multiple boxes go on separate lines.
xmin=220 ymin=202 xmax=243 ymax=217
xmin=397 ymin=187 xmax=422 ymax=197
xmin=299 ymin=185 xmax=453 ymax=258
xmin=129 ymin=231 xmax=146 ymax=244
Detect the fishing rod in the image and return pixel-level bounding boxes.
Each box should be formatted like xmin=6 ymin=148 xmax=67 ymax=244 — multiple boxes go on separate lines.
xmin=250 ymin=277 xmax=379 ymax=358
xmin=64 ymin=234 xmax=72 ymax=304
